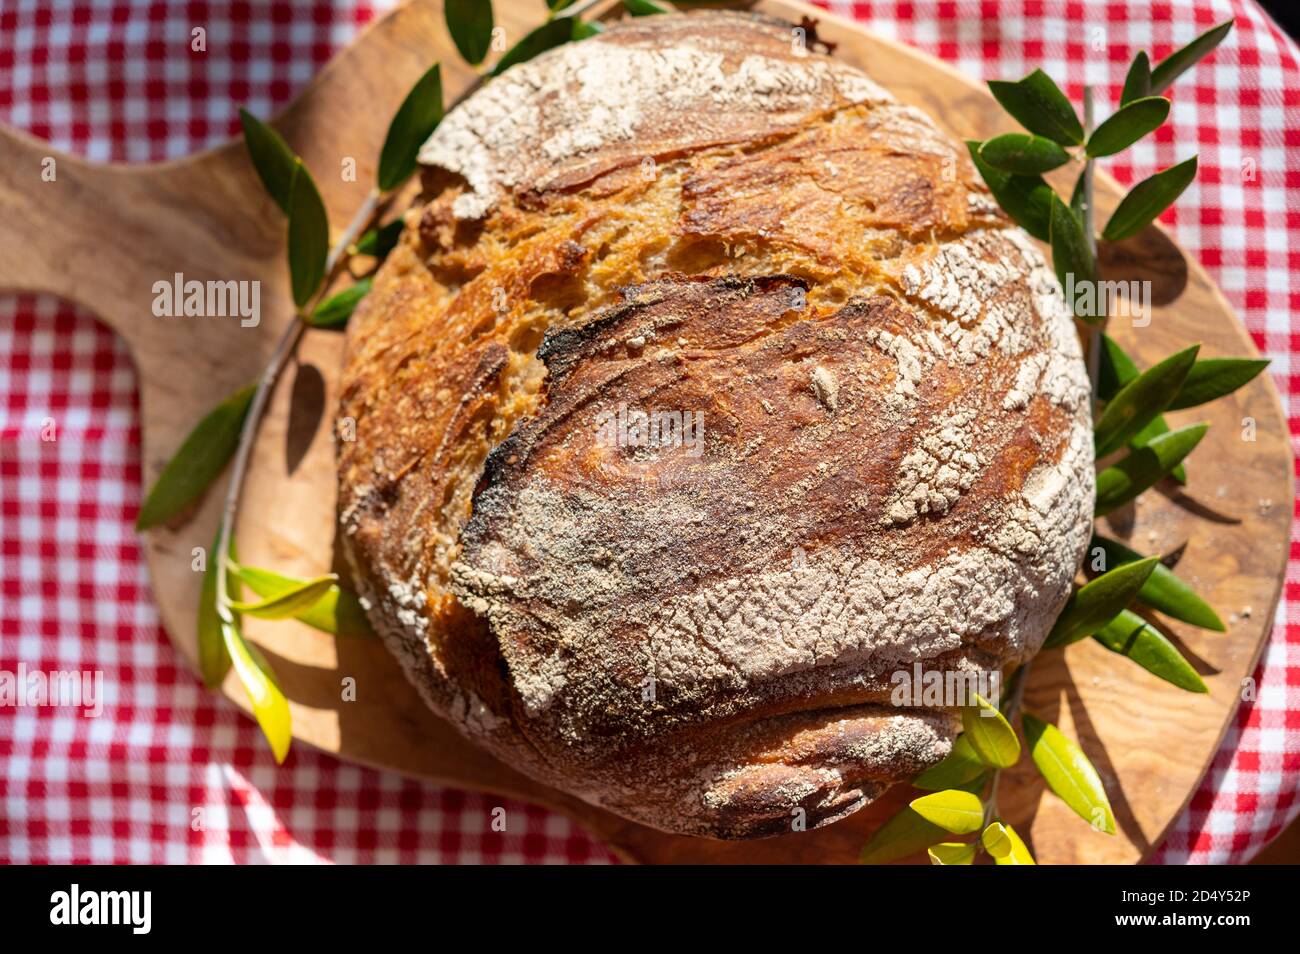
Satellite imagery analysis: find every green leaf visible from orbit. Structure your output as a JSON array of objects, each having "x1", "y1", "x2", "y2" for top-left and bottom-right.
[
  {"x1": 1097, "y1": 335, "x2": 1185, "y2": 482},
  {"x1": 1044, "y1": 556, "x2": 1160, "y2": 649},
  {"x1": 928, "y1": 842, "x2": 977, "y2": 865},
  {"x1": 197, "y1": 527, "x2": 231, "y2": 688},
  {"x1": 238, "y1": 109, "x2": 296, "y2": 214},
  {"x1": 1093, "y1": 609, "x2": 1208, "y2": 693},
  {"x1": 353, "y1": 219, "x2": 404, "y2": 259},
  {"x1": 1150, "y1": 19, "x2": 1234, "y2": 95},
  {"x1": 909, "y1": 790, "x2": 984, "y2": 835},
  {"x1": 623, "y1": 0, "x2": 669, "y2": 14},
  {"x1": 1095, "y1": 423, "x2": 1208, "y2": 516},
  {"x1": 229, "y1": 574, "x2": 337, "y2": 620},
  {"x1": 444, "y1": 0, "x2": 494, "y2": 67},
  {"x1": 860, "y1": 806, "x2": 950, "y2": 864},
  {"x1": 1167, "y1": 357, "x2": 1269, "y2": 410},
  {"x1": 287, "y1": 161, "x2": 329, "y2": 309},
  {"x1": 492, "y1": 16, "x2": 591, "y2": 77},
  {"x1": 1022, "y1": 712, "x2": 1115, "y2": 833},
  {"x1": 377, "y1": 63, "x2": 444, "y2": 192},
  {"x1": 982, "y1": 822, "x2": 1036, "y2": 865},
  {"x1": 306, "y1": 277, "x2": 372, "y2": 330},
  {"x1": 1085, "y1": 96, "x2": 1170, "y2": 157},
  {"x1": 987, "y1": 69, "x2": 1084, "y2": 145},
  {"x1": 136, "y1": 382, "x2": 256, "y2": 529},
  {"x1": 965, "y1": 141, "x2": 1053, "y2": 241},
  {"x1": 233, "y1": 564, "x2": 375, "y2": 638},
  {"x1": 1120, "y1": 51, "x2": 1152, "y2": 106},
  {"x1": 1090, "y1": 534, "x2": 1225, "y2": 631},
  {"x1": 978, "y1": 133, "x2": 1071, "y2": 175},
  {"x1": 1094, "y1": 344, "x2": 1199, "y2": 457},
  {"x1": 1049, "y1": 192, "x2": 1095, "y2": 319},
  {"x1": 912, "y1": 734, "x2": 986, "y2": 791},
  {"x1": 568, "y1": 19, "x2": 603, "y2": 41},
  {"x1": 1069, "y1": 165, "x2": 1088, "y2": 220},
  {"x1": 1102, "y1": 156, "x2": 1198, "y2": 241},
  {"x1": 961, "y1": 694, "x2": 1021, "y2": 768},
  {"x1": 222, "y1": 618, "x2": 291, "y2": 763}
]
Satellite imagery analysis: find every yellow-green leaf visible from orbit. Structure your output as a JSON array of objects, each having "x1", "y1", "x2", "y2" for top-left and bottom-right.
[
  {"x1": 234, "y1": 564, "x2": 374, "y2": 638},
  {"x1": 1022, "y1": 712, "x2": 1115, "y2": 833},
  {"x1": 909, "y1": 790, "x2": 984, "y2": 835},
  {"x1": 377, "y1": 63, "x2": 444, "y2": 192},
  {"x1": 229, "y1": 574, "x2": 337, "y2": 620},
  {"x1": 1094, "y1": 344, "x2": 1198, "y2": 457},
  {"x1": 1085, "y1": 96, "x2": 1169, "y2": 157},
  {"x1": 222, "y1": 618, "x2": 291, "y2": 763},
  {"x1": 287, "y1": 160, "x2": 329, "y2": 309},
  {"x1": 1090, "y1": 534, "x2": 1224, "y2": 631},
  {"x1": 860, "y1": 806, "x2": 950, "y2": 864},
  {"x1": 197, "y1": 527, "x2": 231, "y2": 688},
  {"x1": 1044, "y1": 556, "x2": 1159, "y2": 649},
  {"x1": 961, "y1": 694, "x2": 1021, "y2": 768},
  {"x1": 912, "y1": 734, "x2": 986, "y2": 790},
  {"x1": 982, "y1": 822, "x2": 1036, "y2": 865},
  {"x1": 1095, "y1": 423, "x2": 1208, "y2": 516},
  {"x1": 1094, "y1": 609, "x2": 1208, "y2": 693},
  {"x1": 928, "y1": 842, "x2": 977, "y2": 865},
  {"x1": 136, "y1": 382, "x2": 255, "y2": 530}
]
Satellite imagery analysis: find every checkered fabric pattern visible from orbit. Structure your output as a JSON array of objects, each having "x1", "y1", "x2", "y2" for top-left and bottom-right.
[{"x1": 0, "y1": 0, "x2": 1295, "y2": 865}]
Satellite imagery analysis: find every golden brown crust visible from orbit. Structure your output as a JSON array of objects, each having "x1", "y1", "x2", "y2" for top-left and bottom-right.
[{"x1": 337, "y1": 11, "x2": 1094, "y2": 839}]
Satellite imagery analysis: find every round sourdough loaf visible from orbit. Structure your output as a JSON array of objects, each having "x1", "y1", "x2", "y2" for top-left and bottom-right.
[{"x1": 336, "y1": 10, "x2": 1095, "y2": 838}]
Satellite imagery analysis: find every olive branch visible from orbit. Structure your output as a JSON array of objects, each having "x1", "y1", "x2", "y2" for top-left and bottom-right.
[{"x1": 862, "y1": 18, "x2": 1272, "y2": 866}]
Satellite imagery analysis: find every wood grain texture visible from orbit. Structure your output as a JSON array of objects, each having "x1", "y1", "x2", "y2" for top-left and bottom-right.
[{"x1": 0, "y1": 0, "x2": 1290, "y2": 864}]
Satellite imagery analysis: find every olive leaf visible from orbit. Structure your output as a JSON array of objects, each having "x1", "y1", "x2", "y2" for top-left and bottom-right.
[
  {"x1": 238, "y1": 108, "x2": 296, "y2": 214},
  {"x1": 135, "y1": 382, "x2": 256, "y2": 529},
  {"x1": 1021, "y1": 712, "x2": 1116, "y2": 833},
  {"x1": 982, "y1": 822, "x2": 1036, "y2": 865},
  {"x1": 229, "y1": 574, "x2": 337, "y2": 620},
  {"x1": 548, "y1": 0, "x2": 577, "y2": 10},
  {"x1": 965, "y1": 141, "x2": 1053, "y2": 241},
  {"x1": 1098, "y1": 334, "x2": 1185, "y2": 483},
  {"x1": 1102, "y1": 156, "x2": 1198, "y2": 241},
  {"x1": 307, "y1": 277, "x2": 373, "y2": 330},
  {"x1": 987, "y1": 69, "x2": 1084, "y2": 145},
  {"x1": 197, "y1": 527, "x2": 232, "y2": 688},
  {"x1": 909, "y1": 790, "x2": 985, "y2": 835},
  {"x1": 1093, "y1": 609, "x2": 1208, "y2": 693},
  {"x1": 1069, "y1": 165, "x2": 1088, "y2": 220},
  {"x1": 1090, "y1": 534, "x2": 1224, "y2": 631},
  {"x1": 1094, "y1": 344, "x2": 1199, "y2": 457},
  {"x1": 1120, "y1": 51, "x2": 1152, "y2": 106},
  {"x1": 1085, "y1": 96, "x2": 1169, "y2": 157},
  {"x1": 353, "y1": 219, "x2": 404, "y2": 259},
  {"x1": 1149, "y1": 19, "x2": 1234, "y2": 95},
  {"x1": 569, "y1": 19, "x2": 604, "y2": 41},
  {"x1": 912, "y1": 734, "x2": 986, "y2": 790},
  {"x1": 377, "y1": 63, "x2": 444, "y2": 193},
  {"x1": 623, "y1": 0, "x2": 669, "y2": 13},
  {"x1": 962, "y1": 694, "x2": 1021, "y2": 768},
  {"x1": 1095, "y1": 423, "x2": 1208, "y2": 516},
  {"x1": 223, "y1": 617, "x2": 291, "y2": 763},
  {"x1": 492, "y1": 16, "x2": 592, "y2": 77},
  {"x1": 928, "y1": 842, "x2": 977, "y2": 865},
  {"x1": 1043, "y1": 556, "x2": 1160, "y2": 649},
  {"x1": 233, "y1": 564, "x2": 375, "y2": 638},
  {"x1": 978, "y1": 133, "x2": 1071, "y2": 175},
  {"x1": 1049, "y1": 192, "x2": 1094, "y2": 318},
  {"x1": 444, "y1": 0, "x2": 494, "y2": 67},
  {"x1": 287, "y1": 160, "x2": 329, "y2": 309},
  {"x1": 1167, "y1": 357, "x2": 1269, "y2": 410},
  {"x1": 860, "y1": 806, "x2": 951, "y2": 864}
]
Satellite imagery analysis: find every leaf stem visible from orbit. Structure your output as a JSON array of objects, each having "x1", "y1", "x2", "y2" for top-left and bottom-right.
[{"x1": 981, "y1": 660, "x2": 1032, "y2": 832}]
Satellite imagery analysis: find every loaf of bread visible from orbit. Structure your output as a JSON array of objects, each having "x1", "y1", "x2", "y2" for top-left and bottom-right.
[{"x1": 337, "y1": 10, "x2": 1095, "y2": 838}]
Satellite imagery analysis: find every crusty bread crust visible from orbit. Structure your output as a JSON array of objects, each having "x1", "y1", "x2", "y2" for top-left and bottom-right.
[{"x1": 337, "y1": 11, "x2": 1094, "y2": 838}]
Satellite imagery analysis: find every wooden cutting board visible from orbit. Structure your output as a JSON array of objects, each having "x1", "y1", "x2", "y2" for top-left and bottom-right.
[{"x1": 0, "y1": 0, "x2": 1292, "y2": 864}]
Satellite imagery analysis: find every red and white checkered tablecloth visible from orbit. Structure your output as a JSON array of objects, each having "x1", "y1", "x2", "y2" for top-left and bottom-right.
[{"x1": 0, "y1": 0, "x2": 1296, "y2": 865}]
